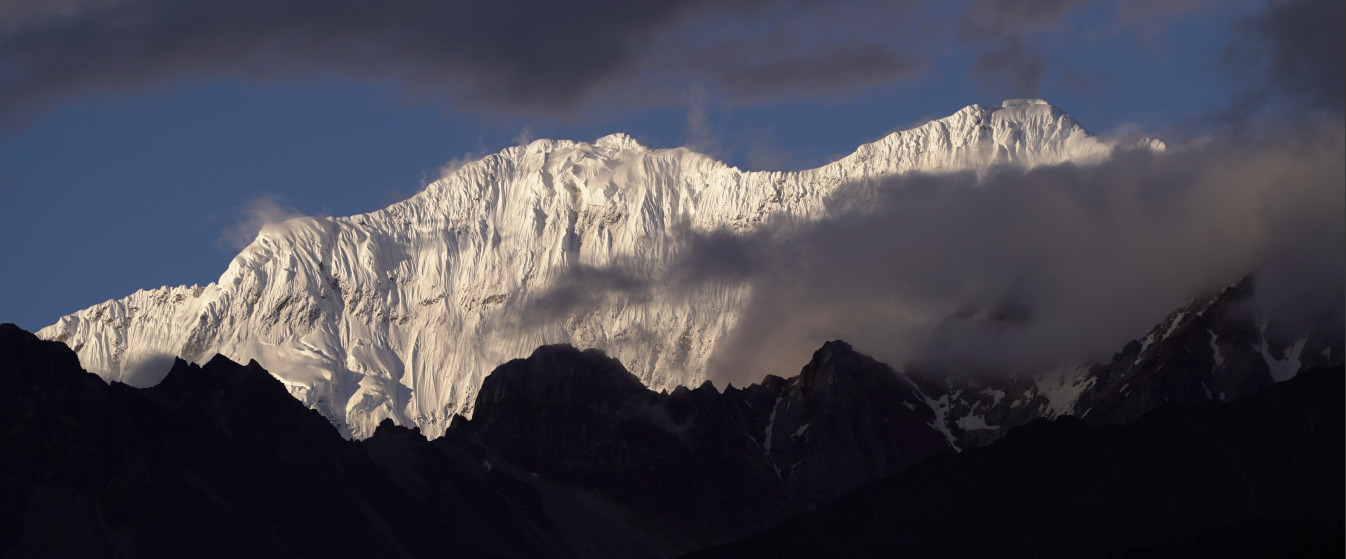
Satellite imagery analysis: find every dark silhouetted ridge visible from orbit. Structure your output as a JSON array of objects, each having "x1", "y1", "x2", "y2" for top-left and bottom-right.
[
  {"x1": 3, "y1": 321, "x2": 1338, "y2": 558},
  {"x1": 0, "y1": 325, "x2": 949, "y2": 558},
  {"x1": 687, "y1": 364, "x2": 1345, "y2": 559}
]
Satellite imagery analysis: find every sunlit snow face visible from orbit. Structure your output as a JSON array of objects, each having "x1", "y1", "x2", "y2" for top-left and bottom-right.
[{"x1": 32, "y1": 97, "x2": 1345, "y2": 440}]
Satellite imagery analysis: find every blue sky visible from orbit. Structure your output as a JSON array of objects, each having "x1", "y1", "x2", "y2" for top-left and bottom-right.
[{"x1": 0, "y1": 0, "x2": 1339, "y2": 331}]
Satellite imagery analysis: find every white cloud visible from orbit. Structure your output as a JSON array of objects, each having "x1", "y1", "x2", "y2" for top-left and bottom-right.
[{"x1": 218, "y1": 193, "x2": 306, "y2": 251}]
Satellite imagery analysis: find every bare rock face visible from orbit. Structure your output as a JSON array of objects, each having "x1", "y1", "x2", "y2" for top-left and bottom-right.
[
  {"x1": 749, "y1": 341, "x2": 949, "y2": 508},
  {"x1": 456, "y1": 340, "x2": 954, "y2": 536}
]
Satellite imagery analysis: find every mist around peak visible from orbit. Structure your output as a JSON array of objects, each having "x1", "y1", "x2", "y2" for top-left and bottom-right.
[{"x1": 529, "y1": 118, "x2": 1346, "y2": 386}]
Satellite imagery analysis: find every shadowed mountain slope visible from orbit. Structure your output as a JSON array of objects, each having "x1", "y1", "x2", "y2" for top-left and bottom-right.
[
  {"x1": 0, "y1": 325, "x2": 950, "y2": 558},
  {"x1": 688, "y1": 363, "x2": 1345, "y2": 558}
]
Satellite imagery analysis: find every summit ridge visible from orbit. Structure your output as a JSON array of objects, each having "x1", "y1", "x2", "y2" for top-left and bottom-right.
[{"x1": 41, "y1": 100, "x2": 1152, "y2": 438}]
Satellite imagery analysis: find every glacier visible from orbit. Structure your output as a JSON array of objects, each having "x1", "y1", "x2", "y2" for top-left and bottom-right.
[{"x1": 39, "y1": 100, "x2": 1158, "y2": 438}]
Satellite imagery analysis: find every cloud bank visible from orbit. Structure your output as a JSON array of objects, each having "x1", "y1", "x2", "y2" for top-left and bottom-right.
[
  {"x1": 709, "y1": 123, "x2": 1343, "y2": 384},
  {"x1": 526, "y1": 119, "x2": 1343, "y2": 385},
  {"x1": 0, "y1": 0, "x2": 917, "y2": 125},
  {"x1": 5, "y1": 0, "x2": 1330, "y2": 126},
  {"x1": 1235, "y1": 0, "x2": 1346, "y2": 115}
]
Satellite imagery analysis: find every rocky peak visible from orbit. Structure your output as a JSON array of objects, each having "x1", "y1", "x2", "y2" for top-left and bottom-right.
[
  {"x1": 764, "y1": 340, "x2": 951, "y2": 506},
  {"x1": 592, "y1": 132, "x2": 646, "y2": 152},
  {"x1": 471, "y1": 345, "x2": 649, "y2": 422}
]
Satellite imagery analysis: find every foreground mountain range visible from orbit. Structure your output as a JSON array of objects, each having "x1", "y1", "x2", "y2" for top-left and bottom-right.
[
  {"x1": 38, "y1": 99, "x2": 1163, "y2": 438},
  {"x1": 691, "y1": 363, "x2": 1344, "y2": 559},
  {"x1": 2, "y1": 318, "x2": 1340, "y2": 558},
  {"x1": 2, "y1": 322, "x2": 950, "y2": 558}
]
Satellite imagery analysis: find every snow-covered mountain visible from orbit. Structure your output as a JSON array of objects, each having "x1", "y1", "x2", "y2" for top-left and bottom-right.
[
  {"x1": 39, "y1": 99, "x2": 1159, "y2": 438},
  {"x1": 913, "y1": 279, "x2": 1343, "y2": 450}
]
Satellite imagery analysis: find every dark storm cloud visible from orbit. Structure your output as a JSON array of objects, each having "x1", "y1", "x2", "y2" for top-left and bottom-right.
[
  {"x1": 0, "y1": 0, "x2": 709, "y2": 122},
  {"x1": 0, "y1": 0, "x2": 113, "y2": 27},
  {"x1": 957, "y1": 0, "x2": 1087, "y2": 97},
  {"x1": 972, "y1": 34, "x2": 1044, "y2": 97},
  {"x1": 644, "y1": 123, "x2": 1343, "y2": 385},
  {"x1": 0, "y1": 0, "x2": 932, "y2": 126},
  {"x1": 1116, "y1": 0, "x2": 1219, "y2": 24},
  {"x1": 2, "y1": 0, "x2": 1310, "y2": 127},
  {"x1": 959, "y1": 0, "x2": 1086, "y2": 35},
  {"x1": 1242, "y1": 0, "x2": 1345, "y2": 113},
  {"x1": 648, "y1": 0, "x2": 919, "y2": 100},
  {"x1": 681, "y1": 44, "x2": 919, "y2": 100},
  {"x1": 1214, "y1": 0, "x2": 1344, "y2": 124}
]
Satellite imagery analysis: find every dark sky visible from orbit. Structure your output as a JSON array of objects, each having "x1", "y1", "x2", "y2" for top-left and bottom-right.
[{"x1": 0, "y1": 0, "x2": 1341, "y2": 336}]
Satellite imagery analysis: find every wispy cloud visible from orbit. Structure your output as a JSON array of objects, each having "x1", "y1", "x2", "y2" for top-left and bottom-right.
[
  {"x1": 683, "y1": 83, "x2": 719, "y2": 156},
  {"x1": 512, "y1": 127, "x2": 537, "y2": 147},
  {"x1": 518, "y1": 265, "x2": 654, "y2": 325},
  {"x1": 217, "y1": 192, "x2": 307, "y2": 251}
]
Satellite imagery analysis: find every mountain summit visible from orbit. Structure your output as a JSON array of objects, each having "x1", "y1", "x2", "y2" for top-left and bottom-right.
[{"x1": 40, "y1": 100, "x2": 1157, "y2": 438}]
